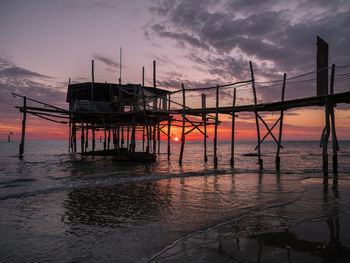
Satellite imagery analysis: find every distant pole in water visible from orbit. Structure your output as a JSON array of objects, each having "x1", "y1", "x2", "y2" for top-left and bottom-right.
[{"x1": 8, "y1": 134, "x2": 10, "y2": 142}]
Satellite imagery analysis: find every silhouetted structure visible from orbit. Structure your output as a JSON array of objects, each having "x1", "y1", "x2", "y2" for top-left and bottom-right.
[{"x1": 12, "y1": 37, "x2": 350, "y2": 183}]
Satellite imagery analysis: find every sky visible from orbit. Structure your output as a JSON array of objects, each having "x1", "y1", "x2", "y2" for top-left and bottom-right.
[{"x1": 1, "y1": 0, "x2": 350, "y2": 141}]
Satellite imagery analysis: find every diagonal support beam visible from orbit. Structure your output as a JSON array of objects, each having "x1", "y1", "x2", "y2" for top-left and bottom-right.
[
  {"x1": 255, "y1": 116, "x2": 283, "y2": 150},
  {"x1": 255, "y1": 114, "x2": 283, "y2": 149}
]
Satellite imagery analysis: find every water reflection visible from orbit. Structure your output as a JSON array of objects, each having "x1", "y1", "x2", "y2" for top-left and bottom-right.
[{"x1": 62, "y1": 182, "x2": 172, "y2": 228}]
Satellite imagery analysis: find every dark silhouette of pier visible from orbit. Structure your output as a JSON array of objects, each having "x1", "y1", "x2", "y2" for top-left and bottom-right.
[{"x1": 12, "y1": 37, "x2": 350, "y2": 184}]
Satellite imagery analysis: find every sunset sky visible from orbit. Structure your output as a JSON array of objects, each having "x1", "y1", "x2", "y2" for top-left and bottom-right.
[{"x1": 1, "y1": 0, "x2": 350, "y2": 141}]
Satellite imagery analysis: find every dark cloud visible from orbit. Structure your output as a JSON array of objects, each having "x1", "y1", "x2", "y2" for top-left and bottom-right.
[
  {"x1": 147, "y1": 0, "x2": 350, "y2": 79},
  {"x1": 93, "y1": 54, "x2": 120, "y2": 68},
  {"x1": 0, "y1": 57, "x2": 67, "y2": 114}
]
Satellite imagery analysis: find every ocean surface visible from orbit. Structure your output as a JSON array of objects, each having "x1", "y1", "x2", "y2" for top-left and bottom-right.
[{"x1": 0, "y1": 139, "x2": 350, "y2": 262}]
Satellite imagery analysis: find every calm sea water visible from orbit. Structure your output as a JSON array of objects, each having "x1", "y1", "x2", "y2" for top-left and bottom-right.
[{"x1": 0, "y1": 140, "x2": 350, "y2": 262}]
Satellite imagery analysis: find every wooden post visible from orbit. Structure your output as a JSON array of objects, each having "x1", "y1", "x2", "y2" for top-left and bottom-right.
[
  {"x1": 127, "y1": 125, "x2": 130, "y2": 151},
  {"x1": 201, "y1": 94, "x2": 208, "y2": 162},
  {"x1": 167, "y1": 117, "x2": 171, "y2": 160},
  {"x1": 230, "y1": 88, "x2": 236, "y2": 167},
  {"x1": 330, "y1": 64, "x2": 339, "y2": 183},
  {"x1": 142, "y1": 125, "x2": 145, "y2": 152},
  {"x1": 92, "y1": 124, "x2": 95, "y2": 153},
  {"x1": 68, "y1": 120, "x2": 71, "y2": 153},
  {"x1": 321, "y1": 84, "x2": 331, "y2": 184},
  {"x1": 131, "y1": 116, "x2": 136, "y2": 152},
  {"x1": 276, "y1": 73, "x2": 286, "y2": 169},
  {"x1": 153, "y1": 60, "x2": 156, "y2": 89},
  {"x1": 214, "y1": 85, "x2": 219, "y2": 168},
  {"x1": 85, "y1": 125, "x2": 89, "y2": 151},
  {"x1": 104, "y1": 123, "x2": 107, "y2": 151},
  {"x1": 146, "y1": 124, "x2": 150, "y2": 153},
  {"x1": 19, "y1": 96, "x2": 27, "y2": 158},
  {"x1": 142, "y1": 66, "x2": 145, "y2": 87},
  {"x1": 179, "y1": 83, "x2": 186, "y2": 165},
  {"x1": 168, "y1": 94, "x2": 171, "y2": 110},
  {"x1": 108, "y1": 127, "x2": 111, "y2": 151},
  {"x1": 157, "y1": 122, "x2": 160, "y2": 154},
  {"x1": 153, "y1": 124, "x2": 156, "y2": 154},
  {"x1": 81, "y1": 123, "x2": 85, "y2": 153},
  {"x1": 121, "y1": 125, "x2": 124, "y2": 148},
  {"x1": 73, "y1": 123, "x2": 77, "y2": 153},
  {"x1": 250, "y1": 61, "x2": 263, "y2": 170},
  {"x1": 91, "y1": 60, "x2": 94, "y2": 102}
]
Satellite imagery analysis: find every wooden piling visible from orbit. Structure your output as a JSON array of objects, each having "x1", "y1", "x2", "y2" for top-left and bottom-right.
[
  {"x1": 73, "y1": 123, "x2": 77, "y2": 153},
  {"x1": 92, "y1": 124, "x2": 95, "y2": 153},
  {"x1": 81, "y1": 123, "x2": 85, "y2": 153},
  {"x1": 104, "y1": 123, "x2": 107, "y2": 151},
  {"x1": 153, "y1": 124, "x2": 156, "y2": 154},
  {"x1": 214, "y1": 85, "x2": 219, "y2": 168},
  {"x1": 230, "y1": 88, "x2": 236, "y2": 167},
  {"x1": 329, "y1": 64, "x2": 339, "y2": 182},
  {"x1": 121, "y1": 125, "x2": 124, "y2": 148},
  {"x1": 142, "y1": 125, "x2": 145, "y2": 152},
  {"x1": 201, "y1": 94, "x2": 208, "y2": 162},
  {"x1": 157, "y1": 123, "x2": 160, "y2": 154},
  {"x1": 276, "y1": 73, "x2": 286, "y2": 170},
  {"x1": 167, "y1": 117, "x2": 171, "y2": 160},
  {"x1": 131, "y1": 116, "x2": 136, "y2": 152},
  {"x1": 250, "y1": 61, "x2": 263, "y2": 170},
  {"x1": 85, "y1": 125, "x2": 89, "y2": 151},
  {"x1": 19, "y1": 96, "x2": 27, "y2": 158},
  {"x1": 179, "y1": 83, "x2": 186, "y2": 165},
  {"x1": 108, "y1": 128, "x2": 111, "y2": 151},
  {"x1": 127, "y1": 125, "x2": 130, "y2": 150}
]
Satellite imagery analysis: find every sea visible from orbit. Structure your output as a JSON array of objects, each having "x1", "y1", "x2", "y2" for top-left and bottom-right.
[{"x1": 0, "y1": 139, "x2": 350, "y2": 263}]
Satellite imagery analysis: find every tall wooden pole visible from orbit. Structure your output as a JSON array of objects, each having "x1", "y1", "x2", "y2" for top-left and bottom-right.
[
  {"x1": 131, "y1": 116, "x2": 136, "y2": 152},
  {"x1": 230, "y1": 88, "x2": 236, "y2": 167},
  {"x1": 276, "y1": 73, "x2": 286, "y2": 170},
  {"x1": 179, "y1": 83, "x2": 186, "y2": 165},
  {"x1": 19, "y1": 96, "x2": 27, "y2": 158},
  {"x1": 153, "y1": 60, "x2": 156, "y2": 89},
  {"x1": 201, "y1": 94, "x2": 208, "y2": 162},
  {"x1": 91, "y1": 60, "x2": 94, "y2": 102},
  {"x1": 167, "y1": 117, "x2": 171, "y2": 160},
  {"x1": 142, "y1": 125, "x2": 145, "y2": 152},
  {"x1": 214, "y1": 85, "x2": 219, "y2": 168},
  {"x1": 104, "y1": 123, "x2": 107, "y2": 151},
  {"x1": 330, "y1": 64, "x2": 339, "y2": 183},
  {"x1": 250, "y1": 61, "x2": 263, "y2": 170}
]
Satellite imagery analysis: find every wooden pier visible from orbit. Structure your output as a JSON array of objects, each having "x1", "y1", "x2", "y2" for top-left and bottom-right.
[{"x1": 12, "y1": 37, "x2": 350, "y2": 184}]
